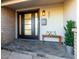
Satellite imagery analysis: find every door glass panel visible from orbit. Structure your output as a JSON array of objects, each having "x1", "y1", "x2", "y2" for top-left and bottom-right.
[
  {"x1": 19, "y1": 15, "x2": 21, "y2": 35},
  {"x1": 35, "y1": 13, "x2": 38, "y2": 36},
  {"x1": 24, "y1": 25, "x2": 31, "y2": 29},
  {"x1": 24, "y1": 14, "x2": 31, "y2": 20},
  {"x1": 24, "y1": 20, "x2": 31, "y2": 25},
  {"x1": 24, "y1": 14, "x2": 32, "y2": 35},
  {"x1": 25, "y1": 29, "x2": 31, "y2": 35}
]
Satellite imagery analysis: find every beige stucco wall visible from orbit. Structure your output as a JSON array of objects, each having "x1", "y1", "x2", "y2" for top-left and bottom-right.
[{"x1": 1, "y1": 7, "x2": 15, "y2": 45}]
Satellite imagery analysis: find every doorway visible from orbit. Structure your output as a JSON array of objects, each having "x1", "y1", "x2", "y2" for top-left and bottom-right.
[{"x1": 17, "y1": 9, "x2": 40, "y2": 39}]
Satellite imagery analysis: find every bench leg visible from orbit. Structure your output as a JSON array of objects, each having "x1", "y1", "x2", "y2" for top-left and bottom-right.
[{"x1": 59, "y1": 37, "x2": 62, "y2": 47}]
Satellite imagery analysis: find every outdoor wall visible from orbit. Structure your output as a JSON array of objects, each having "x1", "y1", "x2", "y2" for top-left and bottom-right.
[
  {"x1": 64, "y1": 0, "x2": 76, "y2": 25},
  {"x1": 1, "y1": 7, "x2": 15, "y2": 45},
  {"x1": 40, "y1": 3, "x2": 64, "y2": 41}
]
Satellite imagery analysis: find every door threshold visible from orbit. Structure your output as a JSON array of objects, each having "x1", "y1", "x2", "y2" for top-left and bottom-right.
[{"x1": 17, "y1": 38, "x2": 40, "y2": 41}]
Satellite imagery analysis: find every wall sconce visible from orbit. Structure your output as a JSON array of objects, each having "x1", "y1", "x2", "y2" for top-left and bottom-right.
[{"x1": 42, "y1": 10, "x2": 45, "y2": 16}]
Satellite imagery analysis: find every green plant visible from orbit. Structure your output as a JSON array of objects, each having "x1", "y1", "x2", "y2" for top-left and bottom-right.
[{"x1": 64, "y1": 20, "x2": 75, "y2": 47}]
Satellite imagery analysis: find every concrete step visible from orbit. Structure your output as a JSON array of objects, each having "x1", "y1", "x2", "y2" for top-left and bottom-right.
[{"x1": 1, "y1": 50, "x2": 71, "y2": 59}]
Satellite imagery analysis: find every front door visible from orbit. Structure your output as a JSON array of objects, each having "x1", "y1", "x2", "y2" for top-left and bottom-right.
[{"x1": 17, "y1": 10, "x2": 40, "y2": 39}]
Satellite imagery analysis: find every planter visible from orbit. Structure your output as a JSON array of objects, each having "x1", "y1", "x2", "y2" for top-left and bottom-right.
[{"x1": 66, "y1": 45, "x2": 74, "y2": 57}]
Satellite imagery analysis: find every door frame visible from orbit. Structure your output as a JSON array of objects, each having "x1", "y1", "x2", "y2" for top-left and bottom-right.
[{"x1": 17, "y1": 9, "x2": 40, "y2": 40}]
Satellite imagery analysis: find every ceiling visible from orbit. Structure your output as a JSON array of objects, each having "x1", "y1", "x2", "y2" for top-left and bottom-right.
[
  {"x1": 1, "y1": 0, "x2": 9, "y2": 2},
  {"x1": 1, "y1": 0, "x2": 25, "y2": 3},
  {"x1": 1, "y1": 0, "x2": 64, "y2": 10}
]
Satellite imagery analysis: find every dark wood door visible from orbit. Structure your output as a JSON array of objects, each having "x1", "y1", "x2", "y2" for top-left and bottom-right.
[{"x1": 17, "y1": 10, "x2": 39, "y2": 39}]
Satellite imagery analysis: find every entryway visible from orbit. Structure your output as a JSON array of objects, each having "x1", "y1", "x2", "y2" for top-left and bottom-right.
[{"x1": 17, "y1": 9, "x2": 40, "y2": 39}]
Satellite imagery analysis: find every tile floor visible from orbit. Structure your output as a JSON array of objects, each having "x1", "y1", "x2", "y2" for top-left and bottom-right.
[{"x1": 1, "y1": 39, "x2": 74, "y2": 59}]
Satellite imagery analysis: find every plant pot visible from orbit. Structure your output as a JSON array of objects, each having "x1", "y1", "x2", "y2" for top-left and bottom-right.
[{"x1": 66, "y1": 45, "x2": 74, "y2": 57}]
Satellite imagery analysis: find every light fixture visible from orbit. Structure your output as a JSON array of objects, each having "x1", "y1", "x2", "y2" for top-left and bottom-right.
[{"x1": 42, "y1": 10, "x2": 45, "y2": 16}]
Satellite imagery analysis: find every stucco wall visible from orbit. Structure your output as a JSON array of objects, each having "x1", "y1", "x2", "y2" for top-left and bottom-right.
[{"x1": 1, "y1": 7, "x2": 15, "y2": 45}]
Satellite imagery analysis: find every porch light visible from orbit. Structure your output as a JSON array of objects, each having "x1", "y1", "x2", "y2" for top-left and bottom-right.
[{"x1": 42, "y1": 10, "x2": 46, "y2": 16}]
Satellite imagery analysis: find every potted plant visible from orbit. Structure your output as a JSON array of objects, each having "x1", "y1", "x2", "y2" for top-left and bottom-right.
[{"x1": 64, "y1": 20, "x2": 75, "y2": 56}]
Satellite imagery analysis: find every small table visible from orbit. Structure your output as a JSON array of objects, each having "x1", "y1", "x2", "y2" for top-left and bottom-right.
[{"x1": 42, "y1": 35, "x2": 62, "y2": 46}]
